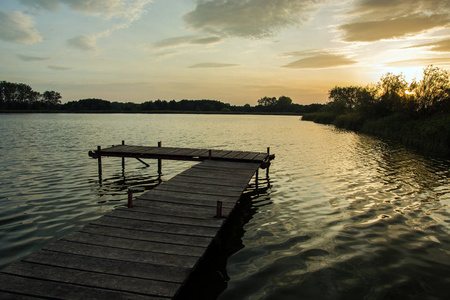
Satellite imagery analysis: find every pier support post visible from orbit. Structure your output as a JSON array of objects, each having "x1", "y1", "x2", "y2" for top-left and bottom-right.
[
  {"x1": 216, "y1": 201, "x2": 223, "y2": 218},
  {"x1": 128, "y1": 188, "x2": 133, "y2": 208},
  {"x1": 209, "y1": 150, "x2": 212, "y2": 160},
  {"x1": 255, "y1": 168, "x2": 259, "y2": 194},
  {"x1": 122, "y1": 140, "x2": 125, "y2": 172},
  {"x1": 97, "y1": 146, "x2": 102, "y2": 180},
  {"x1": 266, "y1": 147, "x2": 270, "y2": 178},
  {"x1": 158, "y1": 141, "x2": 162, "y2": 178}
]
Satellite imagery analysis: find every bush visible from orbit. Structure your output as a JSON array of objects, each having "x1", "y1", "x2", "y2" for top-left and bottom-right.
[
  {"x1": 333, "y1": 113, "x2": 365, "y2": 131},
  {"x1": 301, "y1": 112, "x2": 337, "y2": 124}
]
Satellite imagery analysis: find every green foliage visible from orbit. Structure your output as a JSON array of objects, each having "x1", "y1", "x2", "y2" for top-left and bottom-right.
[
  {"x1": 0, "y1": 80, "x2": 61, "y2": 110},
  {"x1": 410, "y1": 65, "x2": 450, "y2": 116},
  {"x1": 301, "y1": 111, "x2": 338, "y2": 124},
  {"x1": 333, "y1": 113, "x2": 365, "y2": 131},
  {"x1": 303, "y1": 65, "x2": 450, "y2": 156}
]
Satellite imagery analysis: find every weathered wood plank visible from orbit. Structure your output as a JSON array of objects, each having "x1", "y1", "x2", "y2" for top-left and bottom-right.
[
  {"x1": 136, "y1": 190, "x2": 237, "y2": 207},
  {"x1": 24, "y1": 250, "x2": 190, "y2": 283},
  {"x1": 116, "y1": 203, "x2": 232, "y2": 220},
  {"x1": 91, "y1": 216, "x2": 219, "y2": 237},
  {"x1": 0, "y1": 291, "x2": 42, "y2": 299},
  {"x1": 44, "y1": 240, "x2": 199, "y2": 269},
  {"x1": 0, "y1": 273, "x2": 159, "y2": 300},
  {"x1": 2, "y1": 262, "x2": 179, "y2": 298},
  {"x1": 154, "y1": 181, "x2": 246, "y2": 197},
  {"x1": 80, "y1": 224, "x2": 212, "y2": 248},
  {"x1": 168, "y1": 176, "x2": 251, "y2": 189},
  {"x1": 105, "y1": 209, "x2": 223, "y2": 228},
  {"x1": 62, "y1": 231, "x2": 207, "y2": 257}
]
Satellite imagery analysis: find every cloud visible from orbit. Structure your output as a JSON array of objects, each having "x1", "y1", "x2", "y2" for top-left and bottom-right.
[
  {"x1": 386, "y1": 57, "x2": 450, "y2": 67},
  {"x1": 20, "y1": 0, "x2": 60, "y2": 12},
  {"x1": 67, "y1": 35, "x2": 99, "y2": 52},
  {"x1": 154, "y1": 35, "x2": 223, "y2": 48},
  {"x1": 406, "y1": 38, "x2": 450, "y2": 52},
  {"x1": 64, "y1": 1, "x2": 152, "y2": 53},
  {"x1": 0, "y1": 11, "x2": 42, "y2": 44},
  {"x1": 188, "y1": 62, "x2": 239, "y2": 68},
  {"x1": 352, "y1": 0, "x2": 449, "y2": 17},
  {"x1": 339, "y1": 14, "x2": 450, "y2": 42},
  {"x1": 282, "y1": 52, "x2": 357, "y2": 69},
  {"x1": 48, "y1": 65, "x2": 72, "y2": 71},
  {"x1": 339, "y1": 0, "x2": 450, "y2": 42},
  {"x1": 17, "y1": 54, "x2": 49, "y2": 61},
  {"x1": 20, "y1": 0, "x2": 153, "y2": 19},
  {"x1": 184, "y1": 0, "x2": 323, "y2": 38}
]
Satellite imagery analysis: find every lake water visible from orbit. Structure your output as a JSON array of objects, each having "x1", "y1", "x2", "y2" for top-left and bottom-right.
[{"x1": 0, "y1": 113, "x2": 449, "y2": 299}]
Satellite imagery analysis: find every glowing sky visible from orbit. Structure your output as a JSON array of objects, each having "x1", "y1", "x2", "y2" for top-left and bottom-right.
[{"x1": 1, "y1": 0, "x2": 450, "y2": 105}]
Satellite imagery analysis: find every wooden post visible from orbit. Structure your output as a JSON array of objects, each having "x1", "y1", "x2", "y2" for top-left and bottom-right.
[
  {"x1": 216, "y1": 201, "x2": 222, "y2": 218},
  {"x1": 127, "y1": 188, "x2": 133, "y2": 208},
  {"x1": 158, "y1": 141, "x2": 162, "y2": 176},
  {"x1": 97, "y1": 146, "x2": 102, "y2": 177},
  {"x1": 122, "y1": 140, "x2": 125, "y2": 172},
  {"x1": 255, "y1": 168, "x2": 259, "y2": 193},
  {"x1": 209, "y1": 149, "x2": 212, "y2": 160},
  {"x1": 266, "y1": 147, "x2": 270, "y2": 177}
]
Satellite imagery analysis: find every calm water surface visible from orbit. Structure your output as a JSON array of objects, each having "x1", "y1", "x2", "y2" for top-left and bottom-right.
[{"x1": 0, "y1": 113, "x2": 449, "y2": 299}]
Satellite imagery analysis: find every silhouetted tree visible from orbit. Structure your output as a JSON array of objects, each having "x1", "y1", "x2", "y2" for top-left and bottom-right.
[
  {"x1": 257, "y1": 96, "x2": 277, "y2": 106},
  {"x1": 410, "y1": 65, "x2": 450, "y2": 116},
  {"x1": 42, "y1": 91, "x2": 62, "y2": 106}
]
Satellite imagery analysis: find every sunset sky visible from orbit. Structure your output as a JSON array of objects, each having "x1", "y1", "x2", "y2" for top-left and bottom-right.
[{"x1": 1, "y1": 0, "x2": 450, "y2": 105}]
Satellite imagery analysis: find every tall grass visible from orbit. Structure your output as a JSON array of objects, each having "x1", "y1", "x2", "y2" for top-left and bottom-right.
[{"x1": 302, "y1": 112, "x2": 450, "y2": 157}]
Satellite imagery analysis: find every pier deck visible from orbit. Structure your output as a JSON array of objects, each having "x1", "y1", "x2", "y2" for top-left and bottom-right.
[{"x1": 0, "y1": 145, "x2": 272, "y2": 299}]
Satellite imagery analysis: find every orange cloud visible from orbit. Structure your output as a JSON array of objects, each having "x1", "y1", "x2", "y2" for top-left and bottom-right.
[
  {"x1": 339, "y1": 14, "x2": 450, "y2": 42},
  {"x1": 283, "y1": 53, "x2": 357, "y2": 69}
]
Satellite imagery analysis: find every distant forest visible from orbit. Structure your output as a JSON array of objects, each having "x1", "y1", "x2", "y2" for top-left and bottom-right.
[{"x1": 0, "y1": 81, "x2": 322, "y2": 114}]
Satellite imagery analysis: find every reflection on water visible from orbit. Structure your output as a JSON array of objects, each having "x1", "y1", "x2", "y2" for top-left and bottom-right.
[{"x1": 0, "y1": 114, "x2": 449, "y2": 299}]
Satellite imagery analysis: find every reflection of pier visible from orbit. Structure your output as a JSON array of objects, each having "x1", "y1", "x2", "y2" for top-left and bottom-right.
[{"x1": 0, "y1": 142, "x2": 274, "y2": 299}]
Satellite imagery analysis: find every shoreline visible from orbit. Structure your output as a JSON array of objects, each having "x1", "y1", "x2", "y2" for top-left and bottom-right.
[{"x1": 302, "y1": 112, "x2": 450, "y2": 158}]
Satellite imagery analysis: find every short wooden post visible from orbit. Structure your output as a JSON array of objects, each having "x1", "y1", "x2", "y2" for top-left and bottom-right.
[
  {"x1": 255, "y1": 168, "x2": 259, "y2": 193},
  {"x1": 209, "y1": 150, "x2": 212, "y2": 159},
  {"x1": 158, "y1": 141, "x2": 162, "y2": 176},
  {"x1": 97, "y1": 146, "x2": 102, "y2": 177},
  {"x1": 127, "y1": 188, "x2": 133, "y2": 208},
  {"x1": 266, "y1": 147, "x2": 270, "y2": 177},
  {"x1": 121, "y1": 140, "x2": 125, "y2": 171},
  {"x1": 216, "y1": 201, "x2": 222, "y2": 218}
]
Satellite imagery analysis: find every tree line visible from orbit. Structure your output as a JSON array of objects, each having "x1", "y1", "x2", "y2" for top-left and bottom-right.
[
  {"x1": 320, "y1": 65, "x2": 450, "y2": 119},
  {"x1": 0, "y1": 81, "x2": 61, "y2": 110},
  {"x1": 0, "y1": 80, "x2": 323, "y2": 114}
]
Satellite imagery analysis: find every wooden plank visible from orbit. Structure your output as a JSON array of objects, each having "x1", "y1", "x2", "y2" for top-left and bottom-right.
[
  {"x1": 210, "y1": 150, "x2": 233, "y2": 158},
  {"x1": 24, "y1": 250, "x2": 190, "y2": 283},
  {"x1": 91, "y1": 216, "x2": 219, "y2": 238},
  {"x1": 2, "y1": 262, "x2": 179, "y2": 298},
  {"x1": 0, "y1": 273, "x2": 157, "y2": 300},
  {"x1": 0, "y1": 291, "x2": 41, "y2": 300},
  {"x1": 117, "y1": 203, "x2": 232, "y2": 220},
  {"x1": 154, "y1": 183, "x2": 244, "y2": 197},
  {"x1": 135, "y1": 194, "x2": 236, "y2": 210},
  {"x1": 136, "y1": 190, "x2": 237, "y2": 207},
  {"x1": 44, "y1": 240, "x2": 199, "y2": 269},
  {"x1": 154, "y1": 181, "x2": 244, "y2": 198},
  {"x1": 221, "y1": 151, "x2": 244, "y2": 160},
  {"x1": 106, "y1": 209, "x2": 223, "y2": 228},
  {"x1": 169, "y1": 174, "x2": 252, "y2": 187},
  {"x1": 62, "y1": 231, "x2": 207, "y2": 257},
  {"x1": 80, "y1": 224, "x2": 212, "y2": 248}
]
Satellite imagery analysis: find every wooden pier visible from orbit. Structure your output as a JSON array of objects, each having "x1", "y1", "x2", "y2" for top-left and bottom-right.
[{"x1": 0, "y1": 144, "x2": 273, "y2": 299}]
